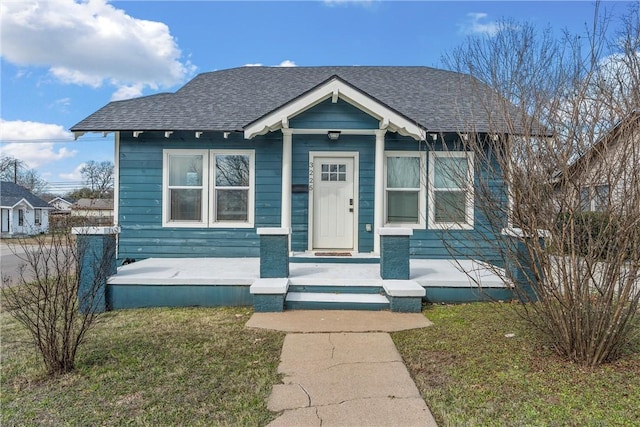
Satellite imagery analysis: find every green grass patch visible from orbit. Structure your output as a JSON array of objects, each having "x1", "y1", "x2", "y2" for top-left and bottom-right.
[
  {"x1": 393, "y1": 303, "x2": 640, "y2": 427},
  {"x1": 1, "y1": 307, "x2": 285, "y2": 426}
]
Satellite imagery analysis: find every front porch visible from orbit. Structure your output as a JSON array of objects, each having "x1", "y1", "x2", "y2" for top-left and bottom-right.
[{"x1": 106, "y1": 257, "x2": 513, "y2": 311}]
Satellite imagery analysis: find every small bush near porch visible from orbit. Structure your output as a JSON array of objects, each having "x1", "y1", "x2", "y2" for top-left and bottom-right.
[
  {"x1": 393, "y1": 303, "x2": 640, "y2": 426},
  {"x1": 1, "y1": 307, "x2": 284, "y2": 426}
]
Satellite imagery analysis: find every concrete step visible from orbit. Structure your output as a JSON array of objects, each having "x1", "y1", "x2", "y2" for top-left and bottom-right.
[
  {"x1": 288, "y1": 284, "x2": 383, "y2": 294},
  {"x1": 285, "y1": 292, "x2": 390, "y2": 311}
]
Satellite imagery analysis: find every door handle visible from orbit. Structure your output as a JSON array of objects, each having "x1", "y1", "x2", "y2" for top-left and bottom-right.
[{"x1": 349, "y1": 198, "x2": 353, "y2": 206}]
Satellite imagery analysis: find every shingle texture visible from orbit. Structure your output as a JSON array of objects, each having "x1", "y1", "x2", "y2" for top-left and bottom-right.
[
  {"x1": 0, "y1": 181, "x2": 49, "y2": 208},
  {"x1": 71, "y1": 66, "x2": 522, "y2": 134}
]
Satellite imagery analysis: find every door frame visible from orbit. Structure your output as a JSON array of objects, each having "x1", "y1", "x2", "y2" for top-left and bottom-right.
[{"x1": 308, "y1": 151, "x2": 359, "y2": 252}]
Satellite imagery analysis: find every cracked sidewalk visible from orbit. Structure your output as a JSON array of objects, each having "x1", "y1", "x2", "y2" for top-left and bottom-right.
[{"x1": 266, "y1": 332, "x2": 438, "y2": 427}]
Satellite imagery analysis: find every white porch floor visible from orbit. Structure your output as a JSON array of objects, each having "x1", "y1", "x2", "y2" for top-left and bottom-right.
[{"x1": 108, "y1": 258, "x2": 508, "y2": 288}]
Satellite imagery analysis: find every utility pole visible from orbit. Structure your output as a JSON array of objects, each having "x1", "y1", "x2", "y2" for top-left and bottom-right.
[{"x1": 14, "y1": 159, "x2": 18, "y2": 183}]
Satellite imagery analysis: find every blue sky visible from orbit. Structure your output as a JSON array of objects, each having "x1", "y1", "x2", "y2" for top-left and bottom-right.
[{"x1": 0, "y1": 0, "x2": 630, "y2": 194}]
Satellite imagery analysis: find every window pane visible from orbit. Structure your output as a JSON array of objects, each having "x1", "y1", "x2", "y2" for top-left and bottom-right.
[
  {"x1": 434, "y1": 191, "x2": 466, "y2": 223},
  {"x1": 169, "y1": 155, "x2": 203, "y2": 186},
  {"x1": 216, "y1": 155, "x2": 249, "y2": 187},
  {"x1": 216, "y1": 189, "x2": 248, "y2": 221},
  {"x1": 387, "y1": 156, "x2": 420, "y2": 188},
  {"x1": 580, "y1": 187, "x2": 591, "y2": 211},
  {"x1": 434, "y1": 157, "x2": 467, "y2": 189},
  {"x1": 593, "y1": 185, "x2": 609, "y2": 212},
  {"x1": 387, "y1": 191, "x2": 419, "y2": 223},
  {"x1": 170, "y1": 189, "x2": 202, "y2": 221}
]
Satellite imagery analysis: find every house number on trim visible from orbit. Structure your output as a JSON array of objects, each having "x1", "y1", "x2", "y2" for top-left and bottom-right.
[{"x1": 308, "y1": 162, "x2": 314, "y2": 191}]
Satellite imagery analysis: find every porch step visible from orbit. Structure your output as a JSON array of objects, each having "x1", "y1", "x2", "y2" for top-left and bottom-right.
[
  {"x1": 288, "y1": 284, "x2": 383, "y2": 294},
  {"x1": 285, "y1": 292, "x2": 390, "y2": 311}
]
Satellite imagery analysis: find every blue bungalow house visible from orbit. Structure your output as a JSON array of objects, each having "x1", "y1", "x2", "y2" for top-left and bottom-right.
[{"x1": 71, "y1": 66, "x2": 518, "y2": 312}]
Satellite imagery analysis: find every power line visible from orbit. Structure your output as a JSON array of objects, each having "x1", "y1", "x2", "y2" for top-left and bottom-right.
[{"x1": 1, "y1": 137, "x2": 113, "y2": 144}]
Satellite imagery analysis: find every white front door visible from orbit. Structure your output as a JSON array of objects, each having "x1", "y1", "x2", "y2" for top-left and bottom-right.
[{"x1": 312, "y1": 156, "x2": 356, "y2": 250}]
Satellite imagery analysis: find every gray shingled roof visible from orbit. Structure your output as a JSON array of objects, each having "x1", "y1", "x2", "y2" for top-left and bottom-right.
[
  {"x1": 71, "y1": 66, "x2": 522, "y2": 134},
  {"x1": 0, "y1": 181, "x2": 50, "y2": 208}
]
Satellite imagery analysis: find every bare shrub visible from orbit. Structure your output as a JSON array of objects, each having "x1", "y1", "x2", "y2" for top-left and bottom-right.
[
  {"x1": 441, "y1": 4, "x2": 640, "y2": 365},
  {"x1": 1, "y1": 218, "x2": 113, "y2": 375}
]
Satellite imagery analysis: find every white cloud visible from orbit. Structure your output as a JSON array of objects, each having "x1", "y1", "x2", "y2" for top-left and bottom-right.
[
  {"x1": 0, "y1": 119, "x2": 77, "y2": 168},
  {"x1": 278, "y1": 60, "x2": 297, "y2": 67},
  {"x1": 459, "y1": 12, "x2": 500, "y2": 36},
  {"x1": 111, "y1": 84, "x2": 144, "y2": 101},
  {"x1": 244, "y1": 60, "x2": 297, "y2": 67},
  {"x1": 0, "y1": 0, "x2": 196, "y2": 99},
  {"x1": 59, "y1": 163, "x2": 85, "y2": 181}
]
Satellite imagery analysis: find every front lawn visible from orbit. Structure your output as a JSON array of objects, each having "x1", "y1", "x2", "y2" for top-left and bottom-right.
[
  {"x1": 393, "y1": 303, "x2": 640, "y2": 426},
  {"x1": 1, "y1": 307, "x2": 285, "y2": 426},
  {"x1": 3, "y1": 302, "x2": 638, "y2": 426}
]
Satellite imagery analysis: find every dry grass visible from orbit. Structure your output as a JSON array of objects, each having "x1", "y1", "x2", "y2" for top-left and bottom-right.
[
  {"x1": 1, "y1": 307, "x2": 285, "y2": 426},
  {"x1": 393, "y1": 302, "x2": 640, "y2": 426}
]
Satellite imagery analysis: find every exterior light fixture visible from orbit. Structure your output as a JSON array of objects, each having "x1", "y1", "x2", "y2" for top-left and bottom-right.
[{"x1": 327, "y1": 131, "x2": 341, "y2": 141}]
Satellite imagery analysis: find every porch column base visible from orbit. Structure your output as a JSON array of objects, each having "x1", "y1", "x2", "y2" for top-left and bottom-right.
[
  {"x1": 383, "y1": 280, "x2": 425, "y2": 313},
  {"x1": 251, "y1": 278, "x2": 289, "y2": 312},
  {"x1": 257, "y1": 228, "x2": 290, "y2": 278},
  {"x1": 72, "y1": 226, "x2": 120, "y2": 313},
  {"x1": 378, "y1": 228, "x2": 413, "y2": 280}
]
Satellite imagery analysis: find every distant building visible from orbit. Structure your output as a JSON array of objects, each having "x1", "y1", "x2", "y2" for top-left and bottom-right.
[
  {"x1": 0, "y1": 181, "x2": 52, "y2": 236},
  {"x1": 71, "y1": 198, "x2": 114, "y2": 225},
  {"x1": 48, "y1": 196, "x2": 74, "y2": 213}
]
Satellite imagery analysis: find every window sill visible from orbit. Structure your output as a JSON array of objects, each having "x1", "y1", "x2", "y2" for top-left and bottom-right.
[
  {"x1": 428, "y1": 222, "x2": 474, "y2": 231},
  {"x1": 383, "y1": 223, "x2": 425, "y2": 230}
]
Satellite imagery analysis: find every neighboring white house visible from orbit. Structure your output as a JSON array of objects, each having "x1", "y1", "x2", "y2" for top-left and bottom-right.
[
  {"x1": 71, "y1": 198, "x2": 114, "y2": 225},
  {"x1": 48, "y1": 196, "x2": 74, "y2": 212},
  {"x1": 0, "y1": 181, "x2": 52, "y2": 236},
  {"x1": 569, "y1": 111, "x2": 640, "y2": 213}
]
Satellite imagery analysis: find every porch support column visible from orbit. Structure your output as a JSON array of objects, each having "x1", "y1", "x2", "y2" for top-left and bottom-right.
[
  {"x1": 71, "y1": 226, "x2": 120, "y2": 313},
  {"x1": 281, "y1": 129, "x2": 293, "y2": 230},
  {"x1": 374, "y1": 129, "x2": 387, "y2": 253}
]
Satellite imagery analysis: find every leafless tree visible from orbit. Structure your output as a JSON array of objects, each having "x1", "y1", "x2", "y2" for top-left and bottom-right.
[
  {"x1": 80, "y1": 160, "x2": 114, "y2": 197},
  {"x1": 0, "y1": 155, "x2": 49, "y2": 195},
  {"x1": 1, "y1": 218, "x2": 113, "y2": 375},
  {"x1": 441, "y1": 3, "x2": 640, "y2": 366}
]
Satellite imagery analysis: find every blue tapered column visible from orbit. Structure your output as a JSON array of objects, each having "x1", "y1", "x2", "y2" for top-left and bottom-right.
[
  {"x1": 257, "y1": 228, "x2": 290, "y2": 278},
  {"x1": 378, "y1": 228, "x2": 413, "y2": 280},
  {"x1": 72, "y1": 226, "x2": 120, "y2": 313}
]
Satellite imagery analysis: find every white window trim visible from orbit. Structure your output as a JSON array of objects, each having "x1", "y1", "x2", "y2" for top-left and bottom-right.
[
  {"x1": 209, "y1": 149, "x2": 255, "y2": 228},
  {"x1": 428, "y1": 151, "x2": 475, "y2": 230},
  {"x1": 162, "y1": 149, "x2": 255, "y2": 228},
  {"x1": 383, "y1": 151, "x2": 426, "y2": 229},
  {"x1": 162, "y1": 149, "x2": 209, "y2": 228}
]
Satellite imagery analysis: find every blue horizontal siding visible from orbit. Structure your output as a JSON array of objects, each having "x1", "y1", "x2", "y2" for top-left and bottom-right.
[
  {"x1": 116, "y1": 126, "x2": 507, "y2": 265},
  {"x1": 117, "y1": 131, "x2": 281, "y2": 260},
  {"x1": 385, "y1": 134, "x2": 507, "y2": 264},
  {"x1": 290, "y1": 98, "x2": 379, "y2": 129}
]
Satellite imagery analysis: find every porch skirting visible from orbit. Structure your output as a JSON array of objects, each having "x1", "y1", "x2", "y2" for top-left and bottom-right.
[{"x1": 102, "y1": 258, "x2": 513, "y2": 311}]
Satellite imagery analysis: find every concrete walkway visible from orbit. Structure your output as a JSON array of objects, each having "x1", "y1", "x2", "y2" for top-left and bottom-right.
[{"x1": 248, "y1": 311, "x2": 438, "y2": 427}]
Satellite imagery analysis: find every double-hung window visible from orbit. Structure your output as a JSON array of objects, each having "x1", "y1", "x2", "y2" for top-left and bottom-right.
[
  {"x1": 166, "y1": 150, "x2": 207, "y2": 225},
  {"x1": 580, "y1": 184, "x2": 609, "y2": 212},
  {"x1": 34, "y1": 209, "x2": 42, "y2": 225},
  {"x1": 428, "y1": 151, "x2": 474, "y2": 229},
  {"x1": 163, "y1": 149, "x2": 254, "y2": 228},
  {"x1": 384, "y1": 151, "x2": 426, "y2": 227}
]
